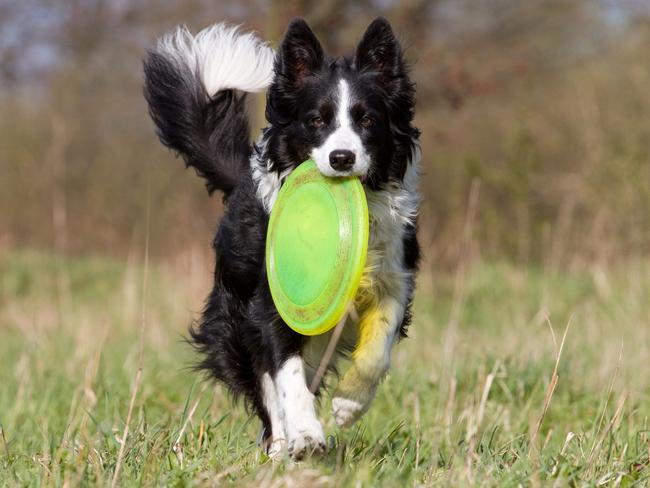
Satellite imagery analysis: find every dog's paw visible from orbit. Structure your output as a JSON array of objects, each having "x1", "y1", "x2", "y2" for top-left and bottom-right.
[
  {"x1": 332, "y1": 396, "x2": 366, "y2": 428},
  {"x1": 288, "y1": 429, "x2": 326, "y2": 461},
  {"x1": 266, "y1": 437, "x2": 286, "y2": 460}
]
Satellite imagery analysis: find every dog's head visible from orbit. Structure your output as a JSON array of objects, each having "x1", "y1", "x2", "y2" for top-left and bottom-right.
[{"x1": 262, "y1": 17, "x2": 419, "y2": 190}]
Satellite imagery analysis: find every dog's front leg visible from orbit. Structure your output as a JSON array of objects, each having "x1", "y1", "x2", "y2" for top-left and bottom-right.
[
  {"x1": 332, "y1": 294, "x2": 405, "y2": 427},
  {"x1": 275, "y1": 355, "x2": 326, "y2": 459}
]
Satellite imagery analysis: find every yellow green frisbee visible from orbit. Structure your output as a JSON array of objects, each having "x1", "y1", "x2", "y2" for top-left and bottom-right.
[{"x1": 266, "y1": 160, "x2": 369, "y2": 336}]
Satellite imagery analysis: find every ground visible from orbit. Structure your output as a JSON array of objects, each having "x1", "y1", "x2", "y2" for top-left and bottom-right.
[{"x1": 1, "y1": 250, "x2": 649, "y2": 486}]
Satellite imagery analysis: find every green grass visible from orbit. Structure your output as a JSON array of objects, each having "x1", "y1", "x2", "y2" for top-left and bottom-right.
[{"x1": 1, "y1": 250, "x2": 649, "y2": 486}]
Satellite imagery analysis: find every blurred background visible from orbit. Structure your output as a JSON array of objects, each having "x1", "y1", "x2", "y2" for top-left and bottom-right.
[
  {"x1": 2, "y1": 2, "x2": 650, "y2": 483},
  {"x1": 1, "y1": 0, "x2": 649, "y2": 269}
]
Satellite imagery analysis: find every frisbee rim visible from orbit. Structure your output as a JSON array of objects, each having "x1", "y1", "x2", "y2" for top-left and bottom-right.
[{"x1": 265, "y1": 160, "x2": 368, "y2": 336}]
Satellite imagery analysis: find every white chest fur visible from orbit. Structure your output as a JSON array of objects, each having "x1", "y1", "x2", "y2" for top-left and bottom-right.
[{"x1": 355, "y1": 160, "x2": 420, "y2": 310}]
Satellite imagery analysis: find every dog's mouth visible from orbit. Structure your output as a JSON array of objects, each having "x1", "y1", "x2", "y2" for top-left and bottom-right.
[
  {"x1": 322, "y1": 169, "x2": 369, "y2": 184},
  {"x1": 309, "y1": 155, "x2": 371, "y2": 183}
]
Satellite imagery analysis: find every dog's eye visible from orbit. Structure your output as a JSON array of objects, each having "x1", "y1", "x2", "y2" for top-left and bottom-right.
[
  {"x1": 360, "y1": 115, "x2": 375, "y2": 129},
  {"x1": 309, "y1": 116, "x2": 325, "y2": 128}
]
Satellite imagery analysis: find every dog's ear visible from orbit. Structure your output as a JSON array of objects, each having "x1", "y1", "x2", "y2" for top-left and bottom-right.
[
  {"x1": 354, "y1": 17, "x2": 403, "y2": 79},
  {"x1": 276, "y1": 18, "x2": 324, "y2": 84}
]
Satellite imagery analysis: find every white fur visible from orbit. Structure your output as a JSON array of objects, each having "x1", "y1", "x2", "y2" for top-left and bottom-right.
[
  {"x1": 274, "y1": 356, "x2": 325, "y2": 458},
  {"x1": 368, "y1": 146, "x2": 421, "y2": 227},
  {"x1": 157, "y1": 23, "x2": 275, "y2": 95},
  {"x1": 332, "y1": 397, "x2": 365, "y2": 427},
  {"x1": 250, "y1": 141, "x2": 291, "y2": 213},
  {"x1": 261, "y1": 373, "x2": 286, "y2": 458},
  {"x1": 310, "y1": 79, "x2": 371, "y2": 177},
  {"x1": 362, "y1": 149, "x2": 421, "y2": 298}
]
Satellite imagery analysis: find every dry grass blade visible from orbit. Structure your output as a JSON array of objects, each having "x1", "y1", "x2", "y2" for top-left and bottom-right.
[
  {"x1": 447, "y1": 178, "x2": 481, "y2": 332},
  {"x1": 414, "y1": 392, "x2": 421, "y2": 471},
  {"x1": 477, "y1": 369, "x2": 496, "y2": 428},
  {"x1": 531, "y1": 316, "x2": 573, "y2": 450},
  {"x1": 586, "y1": 392, "x2": 627, "y2": 472},
  {"x1": 464, "y1": 363, "x2": 497, "y2": 481},
  {"x1": 440, "y1": 180, "x2": 480, "y2": 422},
  {"x1": 0, "y1": 424, "x2": 8, "y2": 458},
  {"x1": 110, "y1": 192, "x2": 151, "y2": 488},
  {"x1": 587, "y1": 341, "x2": 623, "y2": 461},
  {"x1": 172, "y1": 383, "x2": 208, "y2": 467},
  {"x1": 309, "y1": 305, "x2": 356, "y2": 394}
]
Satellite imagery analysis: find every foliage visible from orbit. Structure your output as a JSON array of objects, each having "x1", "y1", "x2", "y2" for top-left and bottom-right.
[{"x1": 0, "y1": 1, "x2": 648, "y2": 262}]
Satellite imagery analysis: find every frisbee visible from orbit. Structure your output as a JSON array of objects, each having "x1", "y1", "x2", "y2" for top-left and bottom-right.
[{"x1": 266, "y1": 160, "x2": 369, "y2": 336}]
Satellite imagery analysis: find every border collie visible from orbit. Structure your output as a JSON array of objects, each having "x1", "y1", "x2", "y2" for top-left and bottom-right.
[{"x1": 143, "y1": 17, "x2": 420, "y2": 460}]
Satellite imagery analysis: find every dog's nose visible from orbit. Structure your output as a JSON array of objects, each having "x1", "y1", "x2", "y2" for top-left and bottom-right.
[{"x1": 329, "y1": 150, "x2": 356, "y2": 172}]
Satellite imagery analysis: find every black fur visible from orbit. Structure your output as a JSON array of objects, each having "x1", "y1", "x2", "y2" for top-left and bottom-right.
[
  {"x1": 143, "y1": 51, "x2": 250, "y2": 195},
  {"x1": 400, "y1": 220, "x2": 421, "y2": 337},
  {"x1": 143, "y1": 17, "x2": 420, "y2": 446}
]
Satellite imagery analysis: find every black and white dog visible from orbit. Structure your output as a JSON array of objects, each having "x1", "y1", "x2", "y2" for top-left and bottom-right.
[{"x1": 144, "y1": 17, "x2": 420, "y2": 460}]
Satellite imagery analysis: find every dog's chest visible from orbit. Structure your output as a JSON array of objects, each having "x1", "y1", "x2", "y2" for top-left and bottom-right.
[
  {"x1": 302, "y1": 186, "x2": 416, "y2": 371},
  {"x1": 253, "y1": 153, "x2": 419, "y2": 308},
  {"x1": 302, "y1": 179, "x2": 419, "y2": 371},
  {"x1": 354, "y1": 187, "x2": 414, "y2": 309}
]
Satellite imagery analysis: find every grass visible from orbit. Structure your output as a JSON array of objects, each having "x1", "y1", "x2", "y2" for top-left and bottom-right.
[{"x1": 1, "y1": 249, "x2": 649, "y2": 486}]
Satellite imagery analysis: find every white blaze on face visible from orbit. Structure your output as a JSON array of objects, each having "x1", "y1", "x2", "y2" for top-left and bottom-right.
[{"x1": 310, "y1": 79, "x2": 371, "y2": 177}]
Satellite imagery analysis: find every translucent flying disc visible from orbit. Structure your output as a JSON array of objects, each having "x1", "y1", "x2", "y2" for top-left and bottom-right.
[{"x1": 266, "y1": 160, "x2": 369, "y2": 336}]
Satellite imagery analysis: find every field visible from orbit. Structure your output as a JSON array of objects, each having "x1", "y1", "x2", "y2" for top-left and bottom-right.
[{"x1": 1, "y1": 250, "x2": 649, "y2": 486}]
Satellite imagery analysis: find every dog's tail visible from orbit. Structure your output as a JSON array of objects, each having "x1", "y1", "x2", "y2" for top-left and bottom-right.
[{"x1": 143, "y1": 23, "x2": 274, "y2": 195}]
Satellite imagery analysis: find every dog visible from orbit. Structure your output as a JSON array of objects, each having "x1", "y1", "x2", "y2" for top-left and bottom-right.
[{"x1": 143, "y1": 16, "x2": 420, "y2": 460}]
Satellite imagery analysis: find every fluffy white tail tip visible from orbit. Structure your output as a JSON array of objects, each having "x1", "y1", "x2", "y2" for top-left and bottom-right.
[{"x1": 157, "y1": 23, "x2": 275, "y2": 95}]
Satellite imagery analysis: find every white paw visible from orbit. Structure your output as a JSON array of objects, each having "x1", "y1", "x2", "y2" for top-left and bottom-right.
[
  {"x1": 332, "y1": 396, "x2": 365, "y2": 428},
  {"x1": 266, "y1": 437, "x2": 286, "y2": 460},
  {"x1": 287, "y1": 426, "x2": 326, "y2": 461}
]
